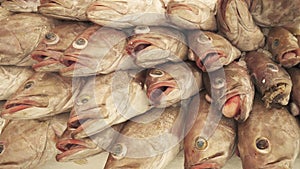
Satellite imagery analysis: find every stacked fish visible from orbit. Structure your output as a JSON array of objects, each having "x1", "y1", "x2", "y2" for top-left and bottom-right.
[{"x1": 0, "y1": 0, "x2": 300, "y2": 169}]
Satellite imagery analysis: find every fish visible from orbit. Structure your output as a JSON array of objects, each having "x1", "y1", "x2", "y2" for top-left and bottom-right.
[
  {"x1": 1, "y1": 72, "x2": 84, "y2": 119},
  {"x1": 0, "y1": 13, "x2": 56, "y2": 66},
  {"x1": 245, "y1": 49, "x2": 292, "y2": 107},
  {"x1": 1, "y1": 0, "x2": 41, "y2": 12},
  {"x1": 187, "y1": 30, "x2": 241, "y2": 72},
  {"x1": 237, "y1": 95, "x2": 300, "y2": 169},
  {"x1": 31, "y1": 22, "x2": 90, "y2": 72},
  {"x1": 216, "y1": 0, "x2": 265, "y2": 51},
  {"x1": 287, "y1": 68, "x2": 300, "y2": 116},
  {"x1": 166, "y1": 0, "x2": 217, "y2": 30},
  {"x1": 67, "y1": 70, "x2": 152, "y2": 138},
  {"x1": 60, "y1": 25, "x2": 128, "y2": 77},
  {"x1": 126, "y1": 26, "x2": 188, "y2": 68},
  {"x1": 283, "y1": 22, "x2": 300, "y2": 35},
  {"x1": 144, "y1": 62, "x2": 203, "y2": 108},
  {"x1": 184, "y1": 91, "x2": 237, "y2": 169},
  {"x1": 203, "y1": 61, "x2": 255, "y2": 122},
  {"x1": 0, "y1": 113, "x2": 69, "y2": 169},
  {"x1": 38, "y1": 0, "x2": 96, "y2": 21},
  {"x1": 0, "y1": 101, "x2": 7, "y2": 135},
  {"x1": 104, "y1": 104, "x2": 185, "y2": 169},
  {"x1": 0, "y1": 66, "x2": 34, "y2": 100},
  {"x1": 266, "y1": 27, "x2": 300, "y2": 68},
  {"x1": 86, "y1": 0, "x2": 168, "y2": 28}
]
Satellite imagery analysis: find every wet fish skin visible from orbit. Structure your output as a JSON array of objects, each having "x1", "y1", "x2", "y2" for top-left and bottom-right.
[
  {"x1": 267, "y1": 27, "x2": 300, "y2": 68},
  {"x1": 31, "y1": 22, "x2": 90, "y2": 72},
  {"x1": 0, "y1": 6, "x2": 12, "y2": 20},
  {"x1": 245, "y1": 50, "x2": 292, "y2": 107},
  {"x1": 187, "y1": 30, "x2": 241, "y2": 72},
  {"x1": 287, "y1": 68, "x2": 300, "y2": 116},
  {"x1": 1, "y1": 0, "x2": 41, "y2": 12},
  {"x1": 238, "y1": 96, "x2": 300, "y2": 169}
]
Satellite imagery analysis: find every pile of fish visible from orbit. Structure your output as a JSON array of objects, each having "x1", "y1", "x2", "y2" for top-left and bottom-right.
[{"x1": 0, "y1": 0, "x2": 300, "y2": 169}]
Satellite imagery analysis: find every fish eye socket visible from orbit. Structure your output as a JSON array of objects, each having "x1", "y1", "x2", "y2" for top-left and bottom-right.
[
  {"x1": 149, "y1": 69, "x2": 165, "y2": 77},
  {"x1": 24, "y1": 81, "x2": 34, "y2": 89},
  {"x1": 134, "y1": 26, "x2": 150, "y2": 34},
  {"x1": 195, "y1": 137, "x2": 208, "y2": 151},
  {"x1": 212, "y1": 77, "x2": 225, "y2": 89},
  {"x1": 111, "y1": 143, "x2": 127, "y2": 160},
  {"x1": 45, "y1": 32, "x2": 59, "y2": 45},
  {"x1": 0, "y1": 144, "x2": 4, "y2": 154},
  {"x1": 273, "y1": 39, "x2": 280, "y2": 47},
  {"x1": 76, "y1": 95, "x2": 90, "y2": 105},
  {"x1": 256, "y1": 137, "x2": 271, "y2": 153},
  {"x1": 72, "y1": 38, "x2": 88, "y2": 49},
  {"x1": 266, "y1": 63, "x2": 279, "y2": 72},
  {"x1": 197, "y1": 34, "x2": 212, "y2": 44}
]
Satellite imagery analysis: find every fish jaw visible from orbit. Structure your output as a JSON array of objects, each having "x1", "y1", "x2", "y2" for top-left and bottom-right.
[
  {"x1": 196, "y1": 50, "x2": 226, "y2": 72},
  {"x1": 87, "y1": 1, "x2": 128, "y2": 21},
  {"x1": 31, "y1": 50, "x2": 66, "y2": 72},
  {"x1": 188, "y1": 162, "x2": 221, "y2": 169},
  {"x1": 278, "y1": 48, "x2": 300, "y2": 68}
]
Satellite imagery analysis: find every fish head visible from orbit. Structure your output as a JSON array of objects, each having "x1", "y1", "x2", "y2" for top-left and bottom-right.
[
  {"x1": 267, "y1": 27, "x2": 300, "y2": 68},
  {"x1": 1, "y1": 73, "x2": 72, "y2": 119},
  {"x1": 60, "y1": 25, "x2": 127, "y2": 77},
  {"x1": 188, "y1": 31, "x2": 241, "y2": 72},
  {"x1": 1, "y1": 0, "x2": 41, "y2": 12}
]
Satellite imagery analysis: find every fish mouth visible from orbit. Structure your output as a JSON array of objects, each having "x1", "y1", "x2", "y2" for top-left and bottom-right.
[
  {"x1": 2, "y1": 99, "x2": 48, "y2": 115},
  {"x1": 221, "y1": 95, "x2": 242, "y2": 119},
  {"x1": 263, "y1": 82, "x2": 290, "y2": 107},
  {"x1": 59, "y1": 54, "x2": 91, "y2": 76},
  {"x1": 167, "y1": 3, "x2": 199, "y2": 20},
  {"x1": 126, "y1": 40, "x2": 153, "y2": 57},
  {"x1": 56, "y1": 139, "x2": 92, "y2": 162},
  {"x1": 40, "y1": 0, "x2": 72, "y2": 8},
  {"x1": 189, "y1": 162, "x2": 221, "y2": 169},
  {"x1": 147, "y1": 81, "x2": 177, "y2": 105},
  {"x1": 87, "y1": 1, "x2": 128, "y2": 19},
  {"x1": 31, "y1": 51, "x2": 65, "y2": 71},
  {"x1": 279, "y1": 48, "x2": 300, "y2": 67},
  {"x1": 196, "y1": 50, "x2": 225, "y2": 71}
]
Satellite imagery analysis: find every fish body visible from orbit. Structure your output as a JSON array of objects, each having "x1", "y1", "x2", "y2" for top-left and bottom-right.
[
  {"x1": 31, "y1": 22, "x2": 90, "y2": 72},
  {"x1": 238, "y1": 96, "x2": 300, "y2": 169},
  {"x1": 245, "y1": 50, "x2": 292, "y2": 107},
  {"x1": 287, "y1": 68, "x2": 300, "y2": 116},
  {"x1": 1, "y1": 0, "x2": 41, "y2": 12},
  {"x1": 0, "y1": 6, "x2": 12, "y2": 20},
  {"x1": 188, "y1": 30, "x2": 241, "y2": 72}
]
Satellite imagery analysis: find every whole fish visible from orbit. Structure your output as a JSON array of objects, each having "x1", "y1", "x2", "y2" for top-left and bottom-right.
[
  {"x1": 0, "y1": 13, "x2": 56, "y2": 66},
  {"x1": 126, "y1": 26, "x2": 188, "y2": 68},
  {"x1": 203, "y1": 61, "x2": 255, "y2": 122},
  {"x1": 1, "y1": 72, "x2": 84, "y2": 119},
  {"x1": 31, "y1": 22, "x2": 90, "y2": 72},
  {"x1": 104, "y1": 105, "x2": 185, "y2": 169},
  {"x1": 266, "y1": 27, "x2": 300, "y2": 68},
  {"x1": 216, "y1": 0, "x2": 265, "y2": 51},
  {"x1": 287, "y1": 68, "x2": 300, "y2": 116},
  {"x1": 0, "y1": 113, "x2": 69, "y2": 169},
  {"x1": 67, "y1": 70, "x2": 151, "y2": 138},
  {"x1": 238, "y1": 96, "x2": 300, "y2": 169},
  {"x1": 0, "y1": 66, "x2": 34, "y2": 100},
  {"x1": 184, "y1": 91, "x2": 236, "y2": 169},
  {"x1": 245, "y1": 50, "x2": 292, "y2": 107},
  {"x1": 166, "y1": 0, "x2": 217, "y2": 30},
  {"x1": 60, "y1": 25, "x2": 128, "y2": 77},
  {"x1": 86, "y1": 0, "x2": 168, "y2": 28},
  {"x1": 188, "y1": 30, "x2": 241, "y2": 72},
  {"x1": 38, "y1": 0, "x2": 96, "y2": 21},
  {"x1": 1, "y1": 0, "x2": 41, "y2": 12},
  {"x1": 144, "y1": 62, "x2": 202, "y2": 108}
]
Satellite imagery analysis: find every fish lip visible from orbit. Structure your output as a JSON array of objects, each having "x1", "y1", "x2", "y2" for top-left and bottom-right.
[
  {"x1": 126, "y1": 39, "x2": 153, "y2": 57},
  {"x1": 147, "y1": 81, "x2": 177, "y2": 105},
  {"x1": 31, "y1": 51, "x2": 65, "y2": 71},
  {"x1": 59, "y1": 54, "x2": 87, "y2": 75},
  {"x1": 56, "y1": 139, "x2": 92, "y2": 161},
  {"x1": 189, "y1": 162, "x2": 221, "y2": 169},
  {"x1": 196, "y1": 50, "x2": 225, "y2": 71},
  {"x1": 40, "y1": 0, "x2": 70, "y2": 8},
  {"x1": 167, "y1": 3, "x2": 197, "y2": 14},
  {"x1": 221, "y1": 93, "x2": 242, "y2": 119},
  {"x1": 2, "y1": 99, "x2": 48, "y2": 115},
  {"x1": 88, "y1": 1, "x2": 127, "y2": 18},
  {"x1": 279, "y1": 48, "x2": 300, "y2": 66}
]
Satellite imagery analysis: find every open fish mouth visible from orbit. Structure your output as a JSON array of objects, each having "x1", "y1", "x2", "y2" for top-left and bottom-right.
[
  {"x1": 88, "y1": 1, "x2": 128, "y2": 17},
  {"x1": 263, "y1": 83, "x2": 290, "y2": 106},
  {"x1": 60, "y1": 54, "x2": 90, "y2": 75},
  {"x1": 31, "y1": 51, "x2": 65, "y2": 70},
  {"x1": 126, "y1": 40, "x2": 153, "y2": 57},
  {"x1": 56, "y1": 139, "x2": 90, "y2": 161},
  {"x1": 147, "y1": 81, "x2": 177, "y2": 105},
  {"x1": 190, "y1": 162, "x2": 220, "y2": 169},
  {"x1": 222, "y1": 94, "x2": 242, "y2": 119},
  {"x1": 279, "y1": 48, "x2": 300, "y2": 65},
  {"x1": 2, "y1": 99, "x2": 48, "y2": 115},
  {"x1": 167, "y1": 3, "x2": 199, "y2": 15},
  {"x1": 196, "y1": 50, "x2": 225, "y2": 71}
]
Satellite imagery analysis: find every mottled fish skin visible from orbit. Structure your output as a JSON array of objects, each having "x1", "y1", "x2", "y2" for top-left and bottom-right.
[
  {"x1": 203, "y1": 61, "x2": 255, "y2": 122},
  {"x1": 216, "y1": 0, "x2": 265, "y2": 51},
  {"x1": 184, "y1": 91, "x2": 236, "y2": 169},
  {"x1": 1, "y1": 0, "x2": 41, "y2": 12},
  {"x1": 60, "y1": 25, "x2": 128, "y2": 77},
  {"x1": 166, "y1": 0, "x2": 217, "y2": 30},
  {"x1": 1, "y1": 72, "x2": 83, "y2": 119},
  {"x1": 287, "y1": 68, "x2": 300, "y2": 116},
  {"x1": 0, "y1": 13, "x2": 57, "y2": 66},
  {"x1": 104, "y1": 105, "x2": 185, "y2": 169},
  {"x1": 0, "y1": 113, "x2": 69, "y2": 169},
  {"x1": 144, "y1": 62, "x2": 202, "y2": 108},
  {"x1": 249, "y1": 0, "x2": 300, "y2": 27},
  {"x1": 38, "y1": 0, "x2": 96, "y2": 21},
  {"x1": 267, "y1": 27, "x2": 300, "y2": 68},
  {"x1": 238, "y1": 96, "x2": 300, "y2": 169},
  {"x1": 67, "y1": 70, "x2": 152, "y2": 139},
  {"x1": 126, "y1": 26, "x2": 188, "y2": 68},
  {"x1": 283, "y1": 22, "x2": 300, "y2": 36},
  {"x1": 0, "y1": 66, "x2": 34, "y2": 100},
  {"x1": 188, "y1": 30, "x2": 241, "y2": 72},
  {"x1": 245, "y1": 50, "x2": 292, "y2": 107},
  {"x1": 31, "y1": 22, "x2": 90, "y2": 72},
  {"x1": 86, "y1": 0, "x2": 168, "y2": 28}
]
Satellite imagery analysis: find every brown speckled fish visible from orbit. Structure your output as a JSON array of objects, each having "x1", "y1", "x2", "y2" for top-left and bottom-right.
[
  {"x1": 245, "y1": 50, "x2": 292, "y2": 107},
  {"x1": 104, "y1": 105, "x2": 185, "y2": 169},
  {"x1": 60, "y1": 25, "x2": 128, "y2": 77},
  {"x1": 267, "y1": 27, "x2": 300, "y2": 68},
  {"x1": 188, "y1": 30, "x2": 241, "y2": 72},
  {"x1": 203, "y1": 61, "x2": 255, "y2": 122},
  {"x1": 287, "y1": 68, "x2": 300, "y2": 116},
  {"x1": 126, "y1": 26, "x2": 188, "y2": 68},
  {"x1": 166, "y1": 0, "x2": 217, "y2": 30},
  {"x1": 1, "y1": 0, "x2": 41, "y2": 12},
  {"x1": 238, "y1": 96, "x2": 300, "y2": 169},
  {"x1": 31, "y1": 22, "x2": 90, "y2": 72},
  {"x1": 184, "y1": 91, "x2": 236, "y2": 169},
  {"x1": 216, "y1": 0, "x2": 265, "y2": 51}
]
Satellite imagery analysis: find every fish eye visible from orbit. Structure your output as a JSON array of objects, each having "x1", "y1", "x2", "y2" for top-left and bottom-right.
[
  {"x1": 0, "y1": 144, "x2": 4, "y2": 154},
  {"x1": 195, "y1": 137, "x2": 208, "y2": 151},
  {"x1": 149, "y1": 69, "x2": 165, "y2": 78},
  {"x1": 273, "y1": 39, "x2": 280, "y2": 47},
  {"x1": 45, "y1": 32, "x2": 59, "y2": 45},
  {"x1": 212, "y1": 77, "x2": 225, "y2": 89},
  {"x1": 256, "y1": 137, "x2": 271, "y2": 153},
  {"x1": 266, "y1": 63, "x2": 279, "y2": 72},
  {"x1": 24, "y1": 81, "x2": 34, "y2": 89},
  {"x1": 197, "y1": 34, "x2": 212, "y2": 44},
  {"x1": 76, "y1": 95, "x2": 90, "y2": 105},
  {"x1": 111, "y1": 143, "x2": 127, "y2": 160},
  {"x1": 72, "y1": 38, "x2": 88, "y2": 49},
  {"x1": 134, "y1": 26, "x2": 150, "y2": 34}
]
